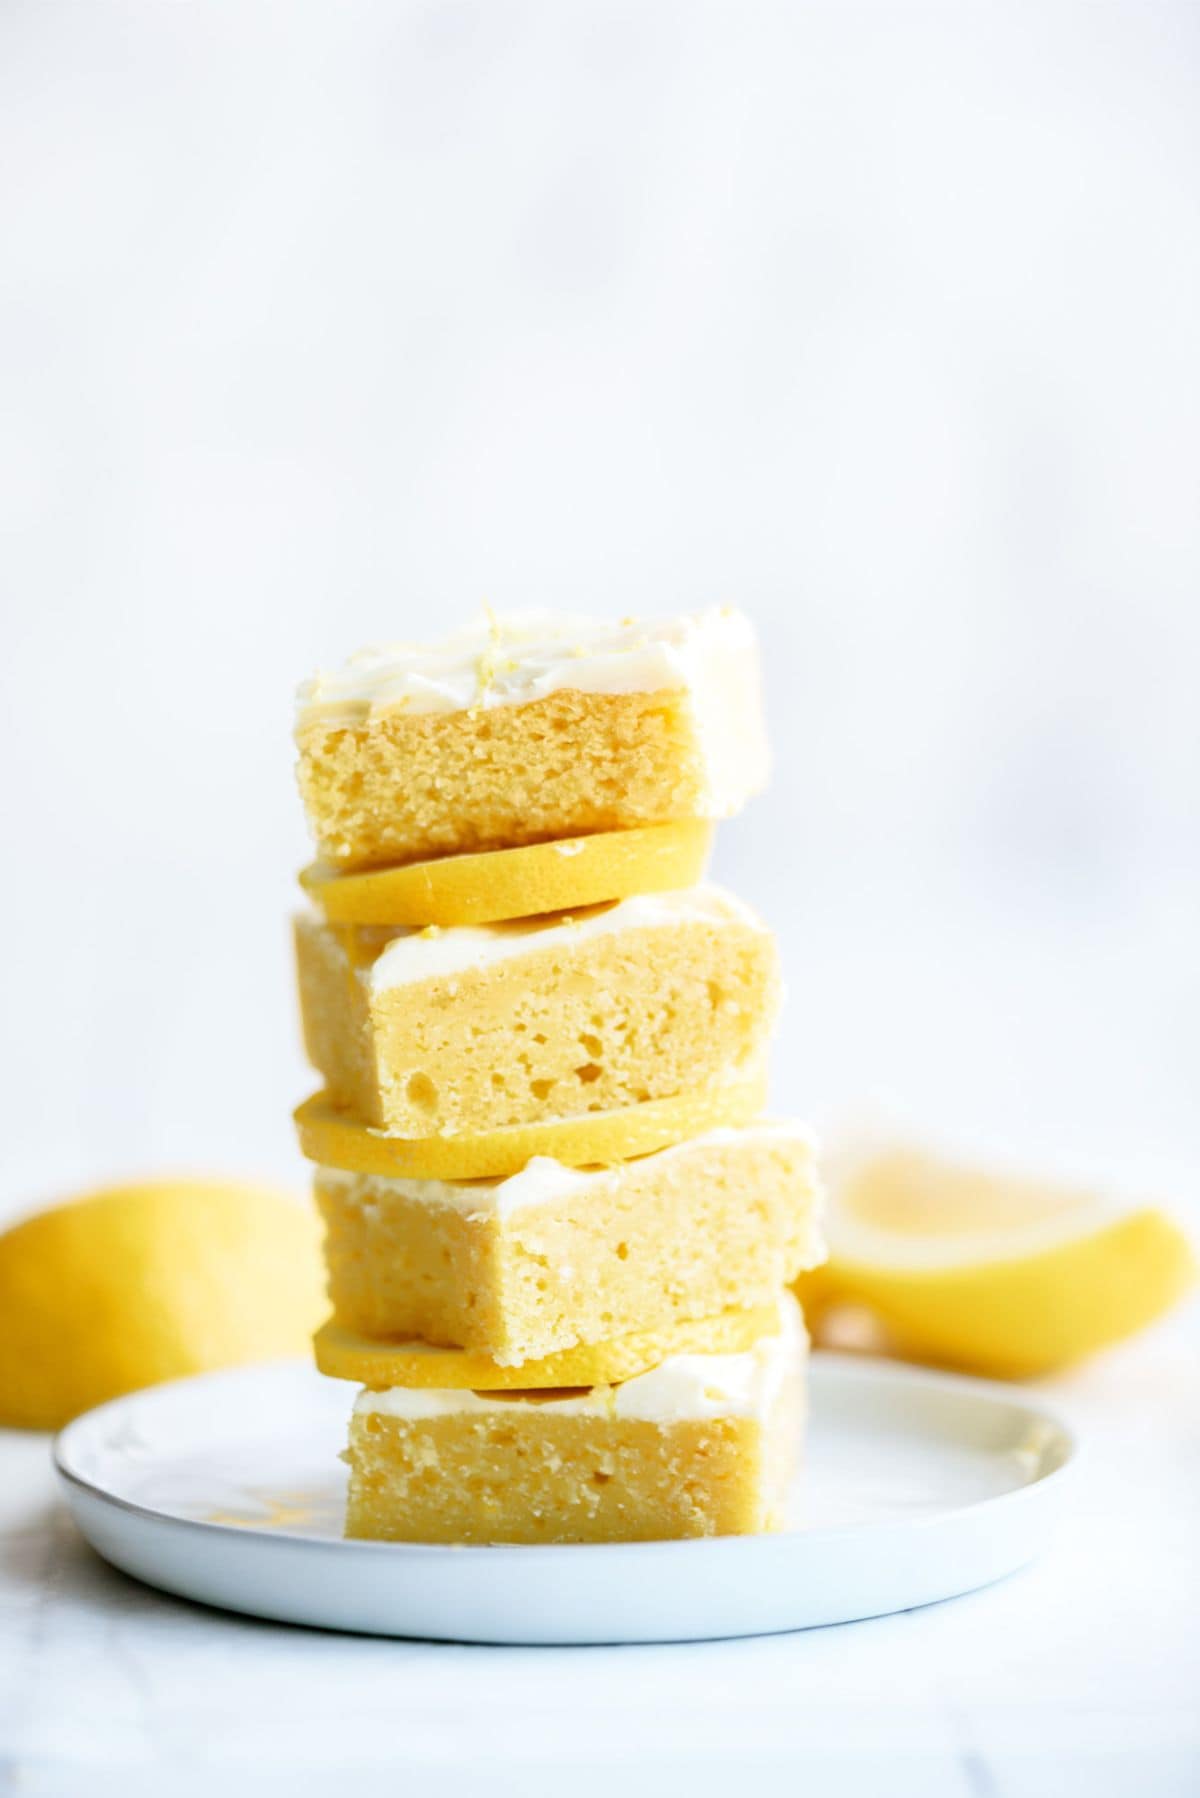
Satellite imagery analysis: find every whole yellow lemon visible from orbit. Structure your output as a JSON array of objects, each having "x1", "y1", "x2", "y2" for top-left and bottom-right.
[{"x1": 0, "y1": 1178, "x2": 326, "y2": 1429}]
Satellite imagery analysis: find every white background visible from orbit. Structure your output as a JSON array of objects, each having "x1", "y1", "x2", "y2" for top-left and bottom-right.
[
  {"x1": 1, "y1": 0, "x2": 1197, "y2": 1218},
  {"x1": 0, "y1": 6, "x2": 1197, "y2": 1791}
]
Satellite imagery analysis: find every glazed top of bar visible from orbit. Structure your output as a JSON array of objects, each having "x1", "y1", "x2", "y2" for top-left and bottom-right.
[{"x1": 295, "y1": 606, "x2": 761, "y2": 731}]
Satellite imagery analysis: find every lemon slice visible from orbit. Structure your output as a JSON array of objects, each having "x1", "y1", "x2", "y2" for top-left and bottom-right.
[
  {"x1": 294, "y1": 1070, "x2": 768, "y2": 1179},
  {"x1": 796, "y1": 1142, "x2": 1196, "y2": 1378},
  {"x1": 299, "y1": 821, "x2": 713, "y2": 928},
  {"x1": 314, "y1": 1303, "x2": 778, "y2": 1391}
]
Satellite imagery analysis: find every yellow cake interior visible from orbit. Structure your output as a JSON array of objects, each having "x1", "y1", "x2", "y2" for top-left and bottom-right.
[
  {"x1": 343, "y1": 1299, "x2": 805, "y2": 1544},
  {"x1": 298, "y1": 687, "x2": 714, "y2": 871},
  {"x1": 315, "y1": 1126, "x2": 824, "y2": 1362},
  {"x1": 294, "y1": 890, "x2": 780, "y2": 1135}
]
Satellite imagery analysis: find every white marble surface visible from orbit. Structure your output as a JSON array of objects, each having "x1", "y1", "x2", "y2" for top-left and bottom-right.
[{"x1": 2, "y1": 1313, "x2": 1197, "y2": 1798}]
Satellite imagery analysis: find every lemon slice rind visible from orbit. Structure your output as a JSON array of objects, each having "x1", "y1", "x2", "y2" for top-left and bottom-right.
[
  {"x1": 300, "y1": 821, "x2": 713, "y2": 928},
  {"x1": 314, "y1": 1303, "x2": 779, "y2": 1391},
  {"x1": 294, "y1": 1070, "x2": 768, "y2": 1180},
  {"x1": 797, "y1": 1146, "x2": 1196, "y2": 1378}
]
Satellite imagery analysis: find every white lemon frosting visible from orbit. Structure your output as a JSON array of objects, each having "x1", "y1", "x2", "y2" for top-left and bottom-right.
[
  {"x1": 353, "y1": 1295, "x2": 805, "y2": 1425},
  {"x1": 304, "y1": 883, "x2": 768, "y2": 994},
  {"x1": 295, "y1": 607, "x2": 769, "y2": 816},
  {"x1": 316, "y1": 1120, "x2": 818, "y2": 1221}
]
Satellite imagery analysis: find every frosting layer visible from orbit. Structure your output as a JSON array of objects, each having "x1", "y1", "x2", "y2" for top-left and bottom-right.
[
  {"x1": 317, "y1": 1121, "x2": 818, "y2": 1221},
  {"x1": 319, "y1": 883, "x2": 769, "y2": 993},
  {"x1": 353, "y1": 1295, "x2": 805, "y2": 1424},
  {"x1": 298, "y1": 607, "x2": 754, "y2": 721}
]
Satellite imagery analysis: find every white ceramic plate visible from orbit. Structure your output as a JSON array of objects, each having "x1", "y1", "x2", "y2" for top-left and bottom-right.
[{"x1": 55, "y1": 1353, "x2": 1075, "y2": 1644}]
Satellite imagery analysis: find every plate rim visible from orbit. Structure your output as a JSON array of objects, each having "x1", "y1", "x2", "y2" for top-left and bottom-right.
[{"x1": 53, "y1": 1349, "x2": 1079, "y2": 1560}]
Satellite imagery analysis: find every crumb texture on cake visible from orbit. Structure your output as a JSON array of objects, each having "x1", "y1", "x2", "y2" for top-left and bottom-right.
[
  {"x1": 294, "y1": 609, "x2": 768, "y2": 868},
  {"x1": 316, "y1": 1127, "x2": 823, "y2": 1362},
  {"x1": 345, "y1": 1412, "x2": 773, "y2": 1543},
  {"x1": 298, "y1": 687, "x2": 713, "y2": 870},
  {"x1": 294, "y1": 889, "x2": 780, "y2": 1135},
  {"x1": 343, "y1": 1298, "x2": 805, "y2": 1543}
]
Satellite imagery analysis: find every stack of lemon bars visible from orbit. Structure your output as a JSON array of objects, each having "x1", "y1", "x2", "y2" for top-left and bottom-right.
[{"x1": 291, "y1": 609, "x2": 825, "y2": 1544}]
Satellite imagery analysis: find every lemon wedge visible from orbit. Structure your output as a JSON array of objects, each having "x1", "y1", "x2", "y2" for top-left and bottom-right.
[
  {"x1": 795, "y1": 1143, "x2": 1195, "y2": 1378},
  {"x1": 314, "y1": 1303, "x2": 779, "y2": 1391},
  {"x1": 300, "y1": 821, "x2": 713, "y2": 928},
  {"x1": 0, "y1": 1179, "x2": 326, "y2": 1429},
  {"x1": 294, "y1": 1069, "x2": 768, "y2": 1180}
]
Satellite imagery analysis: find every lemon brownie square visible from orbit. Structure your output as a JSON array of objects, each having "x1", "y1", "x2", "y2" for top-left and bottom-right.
[
  {"x1": 295, "y1": 608, "x2": 769, "y2": 871},
  {"x1": 294, "y1": 885, "x2": 780, "y2": 1136},
  {"x1": 315, "y1": 1124, "x2": 824, "y2": 1363},
  {"x1": 343, "y1": 1296, "x2": 806, "y2": 1543}
]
